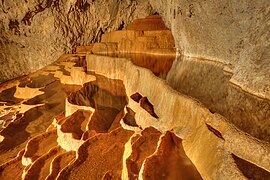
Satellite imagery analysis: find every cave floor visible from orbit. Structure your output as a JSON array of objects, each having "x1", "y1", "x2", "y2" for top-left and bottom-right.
[
  {"x1": 0, "y1": 15, "x2": 269, "y2": 179},
  {"x1": 0, "y1": 54, "x2": 203, "y2": 179}
]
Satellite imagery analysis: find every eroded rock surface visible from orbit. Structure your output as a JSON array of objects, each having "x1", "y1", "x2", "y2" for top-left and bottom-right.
[
  {"x1": 141, "y1": 132, "x2": 202, "y2": 180},
  {"x1": 166, "y1": 56, "x2": 270, "y2": 142},
  {"x1": 0, "y1": 14, "x2": 269, "y2": 180},
  {"x1": 0, "y1": 0, "x2": 153, "y2": 83},
  {"x1": 149, "y1": 0, "x2": 270, "y2": 99}
]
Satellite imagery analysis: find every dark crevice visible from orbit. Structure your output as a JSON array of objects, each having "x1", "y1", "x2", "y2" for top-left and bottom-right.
[
  {"x1": 92, "y1": 27, "x2": 104, "y2": 43},
  {"x1": 187, "y1": 4, "x2": 195, "y2": 18},
  {"x1": 75, "y1": 0, "x2": 90, "y2": 12},
  {"x1": 130, "y1": 92, "x2": 143, "y2": 103},
  {"x1": 139, "y1": 97, "x2": 159, "y2": 119},
  {"x1": 209, "y1": 109, "x2": 216, "y2": 114},
  {"x1": 22, "y1": 0, "x2": 54, "y2": 25},
  {"x1": 123, "y1": 107, "x2": 138, "y2": 127},
  {"x1": 130, "y1": 93, "x2": 158, "y2": 119},
  {"x1": 232, "y1": 154, "x2": 270, "y2": 179},
  {"x1": 206, "y1": 124, "x2": 224, "y2": 140},
  {"x1": 8, "y1": 19, "x2": 20, "y2": 35},
  {"x1": 117, "y1": 21, "x2": 125, "y2": 30}
]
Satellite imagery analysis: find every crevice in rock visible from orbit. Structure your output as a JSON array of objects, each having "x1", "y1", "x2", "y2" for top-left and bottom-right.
[
  {"x1": 130, "y1": 92, "x2": 143, "y2": 103},
  {"x1": 130, "y1": 93, "x2": 159, "y2": 119},
  {"x1": 139, "y1": 97, "x2": 159, "y2": 119},
  {"x1": 232, "y1": 154, "x2": 270, "y2": 179},
  {"x1": 22, "y1": 0, "x2": 54, "y2": 25},
  {"x1": 187, "y1": 4, "x2": 195, "y2": 18},
  {"x1": 8, "y1": 20, "x2": 20, "y2": 35},
  {"x1": 117, "y1": 21, "x2": 125, "y2": 30},
  {"x1": 123, "y1": 107, "x2": 138, "y2": 127},
  {"x1": 206, "y1": 124, "x2": 224, "y2": 140}
]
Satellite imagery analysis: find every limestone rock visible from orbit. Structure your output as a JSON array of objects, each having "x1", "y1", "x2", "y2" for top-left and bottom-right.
[
  {"x1": 149, "y1": 0, "x2": 270, "y2": 99},
  {"x1": 141, "y1": 132, "x2": 202, "y2": 180},
  {"x1": 0, "y1": 0, "x2": 153, "y2": 83},
  {"x1": 0, "y1": 13, "x2": 270, "y2": 180}
]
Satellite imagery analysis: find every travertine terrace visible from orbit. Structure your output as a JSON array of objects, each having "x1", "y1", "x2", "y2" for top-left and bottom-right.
[{"x1": 0, "y1": 14, "x2": 270, "y2": 180}]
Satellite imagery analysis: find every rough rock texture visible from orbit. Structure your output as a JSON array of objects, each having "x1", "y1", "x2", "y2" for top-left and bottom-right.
[
  {"x1": 0, "y1": 0, "x2": 153, "y2": 83},
  {"x1": 1, "y1": 11, "x2": 270, "y2": 180},
  {"x1": 86, "y1": 53, "x2": 270, "y2": 179},
  {"x1": 166, "y1": 57, "x2": 270, "y2": 142},
  {"x1": 149, "y1": 0, "x2": 270, "y2": 99}
]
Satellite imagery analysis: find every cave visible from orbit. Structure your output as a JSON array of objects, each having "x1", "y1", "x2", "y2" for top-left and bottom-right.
[{"x1": 0, "y1": 1, "x2": 270, "y2": 180}]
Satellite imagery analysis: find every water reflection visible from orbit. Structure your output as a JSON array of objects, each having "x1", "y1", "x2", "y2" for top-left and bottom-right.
[
  {"x1": 68, "y1": 74, "x2": 128, "y2": 132},
  {"x1": 0, "y1": 56, "x2": 85, "y2": 164},
  {"x1": 166, "y1": 56, "x2": 270, "y2": 142},
  {"x1": 102, "y1": 53, "x2": 175, "y2": 78}
]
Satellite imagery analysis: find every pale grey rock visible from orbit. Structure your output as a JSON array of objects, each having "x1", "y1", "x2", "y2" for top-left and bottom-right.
[
  {"x1": 149, "y1": 0, "x2": 270, "y2": 99},
  {"x1": 0, "y1": 0, "x2": 153, "y2": 83},
  {"x1": 166, "y1": 56, "x2": 270, "y2": 142}
]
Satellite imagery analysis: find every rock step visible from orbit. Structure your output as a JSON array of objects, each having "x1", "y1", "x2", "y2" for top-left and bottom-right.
[
  {"x1": 46, "y1": 151, "x2": 76, "y2": 180},
  {"x1": 22, "y1": 129, "x2": 58, "y2": 166},
  {"x1": 127, "y1": 15, "x2": 169, "y2": 31},
  {"x1": 66, "y1": 76, "x2": 127, "y2": 134},
  {"x1": 96, "y1": 31, "x2": 174, "y2": 54},
  {"x1": 141, "y1": 132, "x2": 202, "y2": 179},
  {"x1": 57, "y1": 127, "x2": 134, "y2": 180},
  {"x1": 125, "y1": 127, "x2": 161, "y2": 179},
  {"x1": 75, "y1": 45, "x2": 94, "y2": 54},
  {"x1": 101, "y1": 30, "x2": 143, "y2": 43},
  {"x1": 56, "y1": 110, "x2": 90, "y2": 151},
  {"x1": 0, "y1": 149, "x2": 25, "y2": 180},
  {"x1": 92, "y1": 42, "x2": 118, "y2": 55},
  {"x1": 77, "y1": 15, "x2": 174, "y2": 55},
  {"x1": 67, "y1": 77, "x2": 127, "y2": 111},
  {"x1": 60, "y1": 110, "x2": 91, "y2": 140},
  {"x1": 23, "y1": 146, "x2": 65, "y2": 180}
]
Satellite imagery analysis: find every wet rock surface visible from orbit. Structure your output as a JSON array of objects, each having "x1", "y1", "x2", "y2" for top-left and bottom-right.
[
  {"x1": 126, "y1": 127, "x2": 161, "y2": 179},
  {"x1": 166, "y1": 56, "x2": 270, "y2": 142},
  {"x1": 0, "y1": 15, "x2": 269, "y2": 180},
  {"x1": 149, "y1": 0, "x2": 270, "y2": 99},
  {"x1": 232, "y1": 154, "x2": 270, "y2": 179},
  {"x1": 142, "y1": 132, "x2": 202, "y2": 180},
  {"x1": 0, "y1": 45, "x2": 201, "y2": 180},
  {"x1": 0, "y1": 0, "x2": 153, "y2": 83}
]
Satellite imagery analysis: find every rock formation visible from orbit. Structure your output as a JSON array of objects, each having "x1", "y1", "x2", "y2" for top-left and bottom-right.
[
  {"x1": 149, "y1": 0, "x2": 270, "y2": 99},
  {"x1": 0, "y1": 0, "x2": 153, "y2": 83},
  {"x1": 0, "y1": 3, "x2": 270, "y2": 180}
]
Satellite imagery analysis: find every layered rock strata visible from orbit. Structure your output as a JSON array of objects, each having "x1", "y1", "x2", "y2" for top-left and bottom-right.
[
  {"x1": 0, "y1": 0, "x2": 153, "y2": 83},
  {"x1": 0, "y1": 15, "x2": 269, "y2": 180},
  {"x1": 0, "y1": 55, "x2": 203, "y2": 179},
  {"x1": 86, "y1": 53, "x2": 270, "y2": 179},
  {"x1": 149, "y1": 0, "x2": 270, "y2": 100}
]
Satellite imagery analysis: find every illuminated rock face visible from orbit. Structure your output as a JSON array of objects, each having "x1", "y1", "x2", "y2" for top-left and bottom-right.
[
  {"x1": 0, "y1": 0, "x2": 153, "y2": 83},
  {"x1": 166, "y1": 57, "x2": 270, "y2": 142},
  {"x1": 0, "y1": 15, "x2": 270, "y2": 180},
  {"x1": 91, "y1": 15, "x2": 176, "y2": 78},
  {"x1": 149, "y1": 0, "x2": 270, "y2": 99}
]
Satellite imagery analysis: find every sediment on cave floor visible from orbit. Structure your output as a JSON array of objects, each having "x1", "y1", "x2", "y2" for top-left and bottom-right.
[{"x1": 0, "y1": 15, "x2": 269, "y2": 180}]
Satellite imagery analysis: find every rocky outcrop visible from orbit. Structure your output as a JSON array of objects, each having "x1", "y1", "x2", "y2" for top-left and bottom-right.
[
  {"x1": 0, "y1": 14, "x2": 270, "y2": 180},
  {"x1": 166, "y1": 56, "x2": 270, "y2": 142},
  {"x1": 0, "y1": 53, "x2": 204, "y2": 179},
  {"x1": 0, "y1": 0, "x2": 153, "y2": 83},
  {"x1": 84, "y1": 17, "x2": 270, "y2": 176},
  {"x1": 149, "y1": 0, "x2": 270, "y2": 99}
]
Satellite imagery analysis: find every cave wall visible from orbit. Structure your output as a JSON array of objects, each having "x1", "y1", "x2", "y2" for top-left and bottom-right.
[
  {"x1": 149, "y1": 0, "x2": 270, "y2": 99},
  {"x1": 0, "y1": 0, "x2": 153, "y2": 83},
  {"x1": 1, "y1": 0, "x2": 269, "y2": 100}
]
